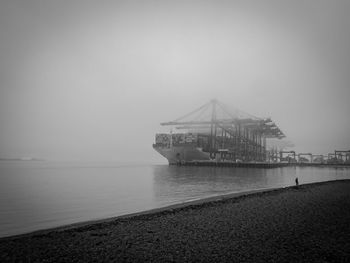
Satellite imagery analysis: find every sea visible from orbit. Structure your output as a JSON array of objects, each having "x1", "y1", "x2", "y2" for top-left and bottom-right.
[{"x1": 0, "y1": 161, "x2": 349, "y2": 238}]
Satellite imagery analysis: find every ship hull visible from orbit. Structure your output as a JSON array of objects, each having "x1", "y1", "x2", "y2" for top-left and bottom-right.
[{"x1": 153, "y1": 145, "x2": 210, "y2": 164}]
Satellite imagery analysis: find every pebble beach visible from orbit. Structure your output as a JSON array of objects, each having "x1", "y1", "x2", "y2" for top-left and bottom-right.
[{"x1": 1, "y1": 180, "x2": 350, "y2": 262}]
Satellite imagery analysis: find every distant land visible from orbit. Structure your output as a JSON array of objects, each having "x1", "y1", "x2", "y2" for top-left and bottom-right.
[{"x1": 0, "y1": 157, "x2": 44, "y2": 161}]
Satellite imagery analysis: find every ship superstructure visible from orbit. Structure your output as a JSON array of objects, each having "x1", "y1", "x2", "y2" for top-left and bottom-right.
[{"x1": 153, "y1": 99, "x2": 285, "y2": 164}]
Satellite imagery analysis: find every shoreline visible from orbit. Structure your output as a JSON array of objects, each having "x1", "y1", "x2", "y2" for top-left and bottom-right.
[
  {"x1": 1, "y1": 179, "x2": 350, "y2": 262},
  {"x1": 0, "y1": 186, "x2": 280, "y2": 240},
  {"x1": 1, "y1": 179, "x2": 348, "y2": 241}
]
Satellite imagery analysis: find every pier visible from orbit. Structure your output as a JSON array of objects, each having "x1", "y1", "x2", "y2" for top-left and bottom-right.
[
  {"x1": 178, "y1": 160, "x2": 289, "y2": 168},
  {"x1": 176, "y1": 160, "x2": 350, "y2": 168},
  {"x1": 175, "y1": 149, "x2": 350, "y2": 168}
]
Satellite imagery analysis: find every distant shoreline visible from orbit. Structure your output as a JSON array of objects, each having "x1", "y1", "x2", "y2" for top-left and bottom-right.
[{"x1": 0, "y1": 158, "x2": 44, "y2": 161}]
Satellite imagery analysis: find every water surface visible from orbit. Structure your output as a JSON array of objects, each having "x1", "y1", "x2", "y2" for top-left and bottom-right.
[{"x1": 0, "y1": 161, "x2": 349, "y2": 237}]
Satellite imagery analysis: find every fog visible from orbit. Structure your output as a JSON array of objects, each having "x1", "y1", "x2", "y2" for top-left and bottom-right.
[{"x1": 1, "y1": 0, "x2": 350, "y2": 163}]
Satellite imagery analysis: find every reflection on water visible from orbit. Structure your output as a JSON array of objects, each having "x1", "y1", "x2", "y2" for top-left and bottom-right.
[
  {"x1": 152, "y1": 166, "x2": 302, "y2": 205},
  {"x1": 153, "y1": 166, "x2": 269, "y2": 204},
  {"x1": 0, "y1": 161, "x2": 349, "y2": 237}
]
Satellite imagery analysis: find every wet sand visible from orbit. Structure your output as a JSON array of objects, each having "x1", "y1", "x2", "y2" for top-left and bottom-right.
[{"x1": 1, "y1": 180, "x2": 350, "y2": 262}]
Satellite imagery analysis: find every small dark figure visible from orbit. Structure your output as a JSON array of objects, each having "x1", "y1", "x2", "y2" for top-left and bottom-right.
[{"x1": 295, "y1": 177, "x2": 299, "y2": 186}]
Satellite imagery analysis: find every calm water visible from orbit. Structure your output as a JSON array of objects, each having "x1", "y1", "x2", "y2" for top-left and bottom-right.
[{"x1": 0, "y1": 161, "x2": 349, "y2": 238}]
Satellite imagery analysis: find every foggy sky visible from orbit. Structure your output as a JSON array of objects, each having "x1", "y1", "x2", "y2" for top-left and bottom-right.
[{"x1": 1, "y1": 0, "x2": 350, "y2": 163}]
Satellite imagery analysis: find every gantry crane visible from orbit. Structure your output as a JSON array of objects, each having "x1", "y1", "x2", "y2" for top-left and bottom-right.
[
  {"x1": 160, "y1": 99, "x2": 285, "y2": 162},
  {"x1": 334, "y1": 150, "x2": 350, "y2": 163}
]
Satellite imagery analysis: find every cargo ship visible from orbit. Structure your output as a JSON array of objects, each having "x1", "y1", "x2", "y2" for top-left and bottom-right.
[{"x1": 153, "y1": 99, "x2": 285, "y2": 165}]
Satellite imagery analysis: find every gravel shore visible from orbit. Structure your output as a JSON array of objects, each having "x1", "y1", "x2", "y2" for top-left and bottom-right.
[{"x1": 1, "y1": 180, "x2": 350, "y2": 262}]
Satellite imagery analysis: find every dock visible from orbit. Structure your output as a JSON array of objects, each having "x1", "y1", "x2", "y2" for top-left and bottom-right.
[
  {"x1": 176, "y1": 160, "x2": 350, "y2": 169},
  {"x1": 154, "y1": 99, "x2": 350, "y2": 167}
]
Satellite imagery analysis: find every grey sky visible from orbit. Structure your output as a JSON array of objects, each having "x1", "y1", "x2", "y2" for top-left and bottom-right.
[{"x1": 0, "y1": 0, "x2": 349, "y2": 163}]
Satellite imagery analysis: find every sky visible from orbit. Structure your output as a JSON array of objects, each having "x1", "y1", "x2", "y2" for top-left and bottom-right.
[{"x1": 0, "y1": 0, "x2": 350, "y2": 163}]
